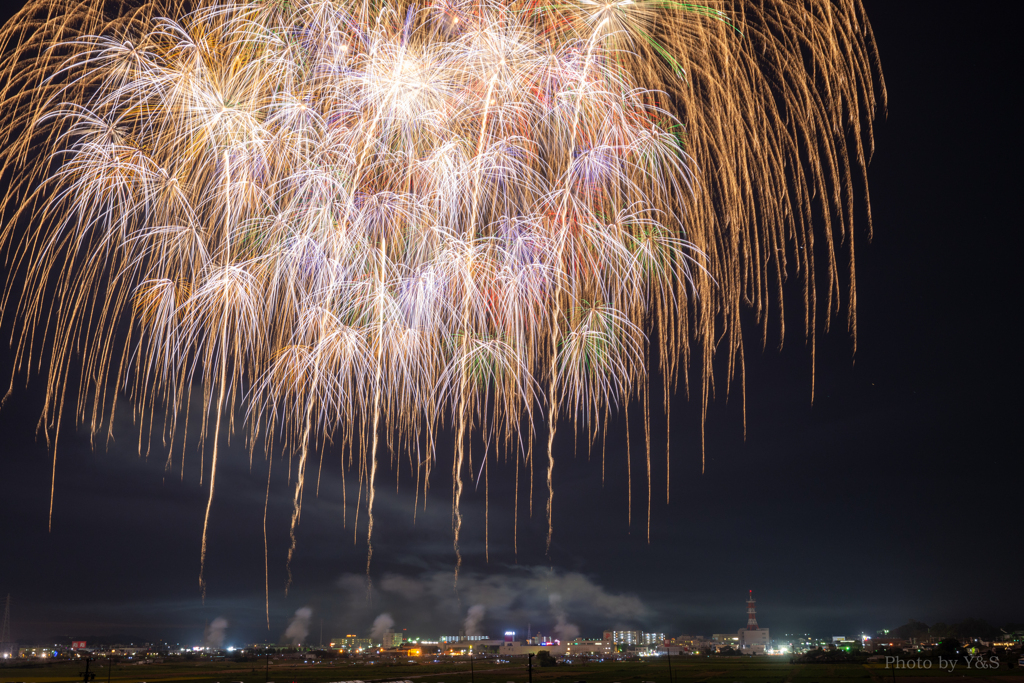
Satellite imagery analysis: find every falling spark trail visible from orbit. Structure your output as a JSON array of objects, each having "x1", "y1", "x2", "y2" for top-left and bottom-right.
[
  {"x1": 367, "y1": 238, "x2": 386, "y2": 580},
  {"x1": 285, "y1": 404, "x2": 312, "y2": 595},
  {"x1": 264, "y1": 455, "x2": 272, "y2": 629},
  {"x1": 200, "y1": 335, "x2": 228, "y2": 600}
]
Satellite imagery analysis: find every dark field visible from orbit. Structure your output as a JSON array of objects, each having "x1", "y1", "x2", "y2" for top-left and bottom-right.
[{"x1": 2, "y1": 658, "x2": 1022, "y2": 683}]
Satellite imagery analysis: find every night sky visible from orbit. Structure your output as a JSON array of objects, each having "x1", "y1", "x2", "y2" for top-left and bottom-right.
[{"x1": 0, "y1": 0, "x2": 1020, "y2": 648}]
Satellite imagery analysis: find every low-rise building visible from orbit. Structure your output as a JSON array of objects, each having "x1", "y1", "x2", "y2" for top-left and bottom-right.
[
  {"x1": 498, "y1": 641, "x2": 567, "y2": 657},
  {"x1": 674, "y1": 635, "x2": 707, "y2": 652},
  {"x1": 739, "y1": 628, "x2": 769, "y2": 654},
  {"x1": 712, "y1": 633, "x2": 740, "y2": 649},
  {"x1": 329, "y1": 635, "x2": 373, "y2": 652},
  {"x1": 440, "y1": 635, "x2": 491, "y2": 644},
  {"x1": 868, "y1": 637, "x2": 909, "y2": 651},
  {"x1": 565, "y1": 639, "x2": 614, "y2": 656}
]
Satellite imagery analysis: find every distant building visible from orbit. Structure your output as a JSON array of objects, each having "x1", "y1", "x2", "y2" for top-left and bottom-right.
[
  {"x1": 603, "y1": 630, "x2": 641, "y2": 645},
  {"x1": 739, "y1": 629, "x2": 768, "y2": 653},
  {"x1": 712, "y1": 633, "x2": 740, "y2": 650},
  {"x1": 440, "y1": 635, "x2": 490, "y2": 643},
  {"x1": 994, "y1": 631, "x2": 1024, "y2": 647},
  {"x1": 602, "y1": 630, "x2": 659, "y2": 647},
  {"x1": 675, "y1": 635, "x2": 707, "y2": 652},
  {"x1": 329, "y1": 635, "x2": 372, "y2": 652},
  {"x1": 599, "y1": 630, "x2": 665, "y2": 652},
  {"x1": 565, "y1": 639, "x2": 614, "y2": 656},
  {"x1": 441, "y1": 638, "x2": 502, "y2": 654},
  {"x1": 832, "y1": 637, "x2": 860, "y2": 652},
  {"x1": 868, "y1": 637, "x2": 909, "y2": 651},
  {"x1": 498, "y1": 641, "x2": 567, "y2": 657},
  {"x1": 737, "y1": 592, "x2": 769, "y2": 654},
  {"x1": 382, "y1": 629, "x2": 403, "y2": 648}
]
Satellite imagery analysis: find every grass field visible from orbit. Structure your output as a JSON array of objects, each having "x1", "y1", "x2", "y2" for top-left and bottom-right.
[{"x1": 2, "y1": 657, "x2": 1022, "y2": 683}]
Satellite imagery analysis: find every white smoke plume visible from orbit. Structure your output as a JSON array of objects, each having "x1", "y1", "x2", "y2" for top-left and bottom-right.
[
  {"x1": 370, "y1": 612, "x2": 395, "y2": 642},
  {"x1": 283, "y1": 606, "x2": 312, "y2": 645},
  {"x1": 464, "y1": 604, "x2": 486, "y2": 636},
  {"x1": 549, "y1": 594, "x2": 580, "y2": 641},
  {"x1": 204, "y1": 617, "x2": 228, "y2": 649}
]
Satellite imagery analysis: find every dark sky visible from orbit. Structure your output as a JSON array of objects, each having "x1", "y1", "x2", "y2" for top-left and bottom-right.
[{"x1": 0, "y1": 0, "x2": 1020, "y2": 648}]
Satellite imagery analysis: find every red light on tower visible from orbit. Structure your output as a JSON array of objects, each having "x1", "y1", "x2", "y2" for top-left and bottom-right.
[{"x1": 746, "y1": 591, "x2": 758, "y2": 630}]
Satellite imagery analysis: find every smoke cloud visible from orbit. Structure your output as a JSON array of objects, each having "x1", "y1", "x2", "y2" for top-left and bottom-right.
[
  {"x1": 549, "y1": 594, "x2": 580, "y2": 641},
  {"x1": 336, "y1": 566, "x2": 647, "y2": 637},
  {"x1": 379, "y1": 574, "x2": 422, "y2": 601},
  {"x1": 283, "y1": 606, "x2": 313, "y2": 645},
  {"x1": 464, "y1": 604, "x2": 486, "y2": 636},
  {"x1": 370, "y1": 612, "x2": 395, "y2": 642},
  {"x1": 204, "y1": 617, "x2": 228, "y2": 649}
]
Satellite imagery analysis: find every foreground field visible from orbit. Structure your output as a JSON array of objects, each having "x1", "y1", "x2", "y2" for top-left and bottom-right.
[{"x1": 2, "y1": 658, "x2": 1022, "y2": 683}]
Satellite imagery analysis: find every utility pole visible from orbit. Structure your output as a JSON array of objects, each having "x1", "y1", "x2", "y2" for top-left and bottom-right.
[
  {"x1": 265, "y1": 649, "x2": 270, "y2": 683},
  {"x1": 0, "y1": 594, "x2": 10, "y2": 658},
  {"x1": 527, "y1": 652, "x2": 534, "y2": 683},
  {"x1": 107, "y1": 655, "x2": 117, "y2": 683},
  {"x1": 666, "y1": 649, "x2": 673, "y2": 683},
  {"x1": 80, "y1": 658, "x2": 96, "y2": 683},
  {"x1": 470, "y1": 651, "x2": 474, "y2": 683}
]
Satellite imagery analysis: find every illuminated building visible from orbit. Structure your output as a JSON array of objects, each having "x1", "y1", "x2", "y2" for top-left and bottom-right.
[
  {"x1": 439, "y1": 635, "x2": 490, "y2": 643},
  {"x1": 329, "y1": 635, "x2": 372, "y2": 652},
  {"x1": 603, "y1": 630, "x2": 641, "y2": 645},
  {"x1": 565, "y1": 639, "x2": 615, "y2": 656}
]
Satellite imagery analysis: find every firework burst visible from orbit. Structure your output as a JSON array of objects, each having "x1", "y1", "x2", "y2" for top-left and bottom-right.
[{"x1": 0, "y1": 0, "x2": 884, "y2": 607}]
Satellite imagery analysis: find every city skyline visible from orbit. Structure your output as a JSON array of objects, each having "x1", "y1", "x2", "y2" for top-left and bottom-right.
[{"x1": 2, "y1": 582, "x2": 1018, "y2": 649}]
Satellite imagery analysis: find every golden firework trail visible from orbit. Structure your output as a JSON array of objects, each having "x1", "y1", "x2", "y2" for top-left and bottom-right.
[{"x1": 0, "y1": 0, "x2": 884, "y2": 596}]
